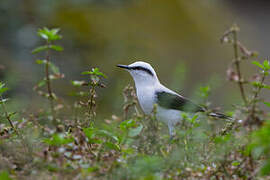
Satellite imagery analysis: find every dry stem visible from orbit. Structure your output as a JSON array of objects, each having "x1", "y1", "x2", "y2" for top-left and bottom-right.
[
  {"x1": 45, "y1": 42, "x2": 56, "y2": 122},
  {"x1": 232, "y1": 25, "x2": 247, "y2": 105}
]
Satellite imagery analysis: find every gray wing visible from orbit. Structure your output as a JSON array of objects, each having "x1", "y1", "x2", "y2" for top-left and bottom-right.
[{"x1": 155, "y1": 91, "x2": 205, "y2": 113}]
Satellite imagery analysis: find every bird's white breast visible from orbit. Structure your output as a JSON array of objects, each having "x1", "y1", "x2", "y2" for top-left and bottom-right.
[{"x1": 136, "y1": 85, "x2": 155, "y2": 115}]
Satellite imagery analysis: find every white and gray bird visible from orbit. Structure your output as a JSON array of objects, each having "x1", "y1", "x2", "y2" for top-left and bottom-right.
[{"x1": 117, "y1": 61, "x2": 231, "y2": 137}]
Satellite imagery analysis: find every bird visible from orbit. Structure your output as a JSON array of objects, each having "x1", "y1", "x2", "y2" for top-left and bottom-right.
[{"x1": 117, "y1": 61, "x2": 231, "y2": 138}]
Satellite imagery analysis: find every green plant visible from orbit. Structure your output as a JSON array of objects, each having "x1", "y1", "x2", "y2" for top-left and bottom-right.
[
  {"x1": 0, "y1": 82, "x2": 18, "y2": 136},
  {"x1": 71, "y1": 67, "x2": 106, "y2": 126},
  {"x1": 32, "y1": 27, "x2": 64, "y2": 123}
]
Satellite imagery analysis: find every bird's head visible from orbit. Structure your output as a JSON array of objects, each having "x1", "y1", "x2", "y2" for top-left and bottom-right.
[{"x1": 117, "y1": 61, "x2": 159, "y2": 86}]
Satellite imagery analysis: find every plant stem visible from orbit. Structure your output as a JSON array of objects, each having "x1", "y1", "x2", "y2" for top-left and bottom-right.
[
  {"x1": 249, "y1": 73, "x2": 266, "y2": 119},
  {"x1": 232, "y1": 26, "x2": 247, "y2": 105},
  {"x1": 0, "y1": 95, "x2": 32, "y2": 156},
  {"x1": 87, "y1": 83, "x2": 96, "y2": 126},
  {"x1": 45, "y1": 42, "x2": 55, "y2": 123},
  {"x1": 0, "y1": 95, "x2": 19, "y2": 136}
]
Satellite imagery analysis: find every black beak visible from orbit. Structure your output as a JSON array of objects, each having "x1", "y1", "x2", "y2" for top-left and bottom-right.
[{"x1": 117, "y1": 64, "x2": 130, "y2": 70}]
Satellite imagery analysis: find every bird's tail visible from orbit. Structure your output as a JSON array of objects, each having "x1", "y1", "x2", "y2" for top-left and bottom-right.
[{"x1": 208, "y1": 112, "x2": 233, "y2": 120}]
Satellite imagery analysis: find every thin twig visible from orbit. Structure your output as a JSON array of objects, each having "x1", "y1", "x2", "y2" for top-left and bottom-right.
[
  {"x1": 45, "y1": 42, "x2": 55, "y2": 122},
  {"x1": 1, "y1": 95, "x2": 19, "y2": 136},
  {"x1": 87, "y1": 84, "x2": 96, "y2": 125},
  {"x1": 232, "y1": 25, "x2": 247, "y2": 105},
  {"x1": 1, "y1": 95, "x2": 32, "y2": 157},
  {"x1": 249, "y1": 72, "x2": 266, "y2": 120}
]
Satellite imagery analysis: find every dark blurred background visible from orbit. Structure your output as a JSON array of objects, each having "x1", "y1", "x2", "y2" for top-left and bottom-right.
[{"x1": 0, "y1": 0, "x2": 269, "y2": 119}]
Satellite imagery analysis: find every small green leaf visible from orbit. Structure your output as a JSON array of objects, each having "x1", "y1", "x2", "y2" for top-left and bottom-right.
[
  {"x1": 83, "y1": 166, "x2": 99, "y2": 173},
  {"x1": 71, "y1": 80, "x2": 86, "y2": 87},
  {"x1": 37, "y1": 27, "x2": 49, "y2": 40},
  {"x1": 252, "y1": 61, "x2": 264, "y2": 69},
  {"x1": 8, "y1": 112, "x2": 16, "y2": 118},
  {"x1": 83, "y1": 127, "x2": 96, "y2": 139},
  {"x1": 96, "y1": 130, "x2": 119, "y2": 142},
  {"x1": 263, "y1": 84, "x2": 270, "y2": 90},
  {"x1": 0, "y1": 87, "x2": 8, "y2": 95},
  {"x1": 0, "y1": 82, "x2": 5, "y2": 89},
  {"x1": 50, "y1": 28, "x2": 60, "y2": 35},
  {"x1": 35, "y1": 60, "x2": 60, "y2": 74},
  {"x1": 37, "y1": 27, "x2": 62, "y2": 42},
  {"x1": 37, "y1": 80, "x2": 46, "y2": 88},
  {"x1": 104, "y1": 142, "x2": 120, "y2": 151},
  {"x1": 261, "y1": 160, "x2": 270, "y2": 175},
  {"x1": 50, "y1": 45, "x2": 63, "y2": 52},
  {"x1": 81, "y1": 71, "x2": 91, "y2": 75},
  {"x1": 0, "y1": 171, "x2": 13, "y2": 180},
  {"x1": 43, "y1": 133, "x2": 74, "y2": 146},
  {"x1": 36, "y1": 59, "x2": 46, "y2": 64},
  {"x1": 232, "y1": 161, "x2": 240, "y2": 166},
  {"x1": 128, "y1": 124, "x2": 143, "y2": 137},
  {"x1": 49, "y1": 62, "x2": 60, "y2": 74},
  {"x1": 119, "y1": 119, "x2": 136, "y2": 131},
  {"x1": 81, "y1": 68, "x2": 107, "y2": 78},
  {"x1": 263, "y1": 60, "x2": 270, "y2": 70},
  {"x1": 32, "y1": 45, "x2": 49, "y2": 54},
  {"x1": 189, "y1": 114, "x2": 199, "y2": 124},
  {"x1": 199, "y1": 85, "x2": 210, "y2": 98},
  {"x1": 264, "y1": 102, "x2": 270, "y2": 108},
  {"x1": 252, "y1": 81, "x2": 264, "y2": 88}
]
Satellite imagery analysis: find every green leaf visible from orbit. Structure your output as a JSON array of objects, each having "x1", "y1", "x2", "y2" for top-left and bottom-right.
[
  {"x1": 37, "y1": 27, "x2": 62, "y2": 42},
  {"x1": 0, "y1": 82, "x2": 5, "y2": 89},
  {"x1": 232, "y1": 161, "x2": 240, "y2": 166},
  {"x1": 36, "y1": 59, "x2": 46, "y2": 64},
  {"x1": 37, "y1": 80, "x2": 46, "y2": 88},
  {"x1": 189, "y1": 114, "x2": 199, "y2": 124},
  {"x1": 261, "y1": 160, "x2": 270, "y2": 175},
  {"x1": 81, "y1": 71, "x2": 91, "y2": 75},
  {"x1": 96, "y1": 130, "x2": 119, "y2": 142},
  {"x1": 104, "y1": 142, "x2": 120, "y2": 151},
  {"x1": 0, "y1": 87, "x2": 8, "y2": 95},
  {"x1": 32, "y1": 45, "x2": 63, "y2": 54},
  {"x1": 50, "y1": 45, "x2": 63, "y2": 52},
  {"x1": 0, "y1": 171, "x2": 13, "y2": 180},
  {"x1": 35, "y1": 60, "x2": 60, "y2": 74},
  {"x1": 263, "y1": 60, "x2": 270, "y2": 70},
  {"x1": 252, "y1": 81, "x2": 264, "y2": 88},
  {"x1": 82, "y1": 167, "x2": 99, "y2": 173},
  {"x1": 264, "y1": 102, "x2": 270, "y2": 108},
  {"x1": 71, "y1": 80, "x2": 86, "y2": 87},
  {"x1": 49, "y1": 62, "x2": 60, "y2": 74},
  {"x1": 32, "y1": 45, "x2": 49, "y2": 54},
  {"x1": 43, "y1": 133, "x2": 74, "y2": 146},
  {"x1": 81, "y1": 68, "x2": 107, "y2": 78},
  {"x1": 119, "y1": 119, "x2": 136, "y2": 131},
  {"x1": 83, "y1": 127, "x2": 96, "y2": 139},
  {"x1": 263, "y1": 84, "x2": 270, "y2": 90},
  {"x1": 128, "y1": 124, "x2": 143, "y2": 137},
  {"x1": 252, "y1": 61, "x2": 264, "y2": 69},
  {"x1": 8, "y1": 112, "x2": 16, "y2": 118},
  {"x1": 199, "y1": 85, "x2": 210, "y2": 98}
]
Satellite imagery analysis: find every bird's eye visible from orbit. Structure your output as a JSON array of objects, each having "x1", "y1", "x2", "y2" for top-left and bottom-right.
[{"x1": 131, "y1": 66, "x2": 153, "y2": 76}]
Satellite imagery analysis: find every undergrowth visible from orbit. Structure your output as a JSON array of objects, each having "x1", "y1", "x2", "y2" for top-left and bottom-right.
[{"x1": 0, "y1": 25, "x2": 270, "y2": 179}]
